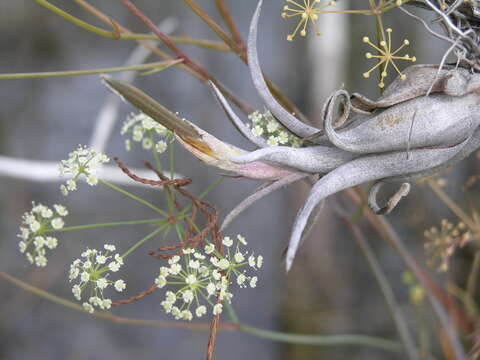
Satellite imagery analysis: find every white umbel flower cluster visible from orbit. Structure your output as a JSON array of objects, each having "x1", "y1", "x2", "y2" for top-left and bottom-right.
[
  {"x1": 248, "y1": 109, "x2": 302, "y2": 147},
  {"x1": 69, "y1": 244, "x2": 126, "y2": 313},
  {"x1": 121, "y1": 112, "x2": 171, "y2": 153},
  {"x1": 17, "y1": 203, "x2": 68, "y2": 267},
  {"x1": 156, "y1": 234, "x2": 262, "y2": 321},
  {"x1": 58, "y1": 145, "x2": 109, "y2": 196}
]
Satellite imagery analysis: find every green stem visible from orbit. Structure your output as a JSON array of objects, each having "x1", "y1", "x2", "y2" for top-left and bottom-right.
[
  {"x1": 34, "y1": 0, "x2": 229, "y2": 51},
  {"x1": 238, "y1": 324, "x2": 402, "y2": 352},
  {"x1": 429, "y1": 181, "x2": 476, "y2": 230},
  {"x1": 48, "y1": 219, "x2": 167, "y2": 233},
  {"x1": 0, "y1": 60, "x2": 181, "y2": 80},
  {"x1": 224, "y1": 302, "x2": 239, "y2": 324},
  {"x1": 467, "y1": 250, "x2": 480, "y2": 298},
  {"x1": 99, "y1": 179, "x2": 169, "y2": 217},
  {"x1": 348, "y1": 222, "x2": 419, "y2": 360},
  {"x1": 121, "y1": 225, "x2": 168, "y2": 258},
  {"x1": 0, "y1": 271, "x2": 233, "y2": 330},
  {"x1": 179, "y1": 177, "x2": 224, "y2": 217}
]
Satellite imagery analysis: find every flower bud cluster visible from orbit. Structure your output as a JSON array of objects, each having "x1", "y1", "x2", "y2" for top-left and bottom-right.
[
  {"x1": 69, "y1": 244, "x2": 126, "y2": 313},
  {"x1": 58, "y1": 145, "x2": 109, "y2": 196},
  {"x1": 121, "y1": 112, "x2": 171, "y2": 153},
  {"x1": 155, "y1": 234, "x2": 262, "y2": 321},
  {"x1": 17, "y1": 203, "x2": 68, "y2": 267},
  {"x1": 248, "y1": 110, "x2": 302, "y2": 147}
]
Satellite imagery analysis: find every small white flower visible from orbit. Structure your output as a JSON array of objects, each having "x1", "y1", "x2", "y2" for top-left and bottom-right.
[
  {"x1": 114, "y1": 254, "x2": 124, "y2": 265},
  {"x1": 205, "y1": 244, "x2": 215, "y2": 254},
  {"x1": 83, "y1": 302, "x2": 94, "y2": 314},
  {"x1": 29, "y1": 221, "x2": 41, "y2": 233},
  {"x1": 104, "y1": 244, "x2": 116, "y2": 251},
  {"x1": 213, "y1": 303, "x2": 223, "y2": 315},
  {"x1": 45, "y1": 237, "x2": 58, "y2": 249},
  {"x1": 108, "y1": 262, "x2": 121, "y2": 272},
  {"x1": 206, "y1": 282, "x2": 216, "y2": 296},
  {"x1": 183, "y1": 248, "x2": 195, "y2": 254},
  {"x1": 185, "y1": 274, "x2": 197, "y2": 285},
  {"x1": 41, "y1": 208, "x2": 53, "y2": 218},
  {"x1": 257, "y1": 256, "x2": 264, "y2": 268},
  {"x1": 251, "y1": 126, "x2": 264, "y2": 137},
  {"x1": 188, "y1": 260, "x2": 200, "y2": 269},
  {"x1": 35, "y1": 255, "x2": 47, "y2": 267},
  {"x1": 266, "y1": 120, "x2": 279, "y2": 133},
  {"x1": 182, "y1": 290, "x2": 194, "y2": 303},
  {"x1": 217, "y1": 258, "x2": 230, "y2": 270},
  {"x1": 181, "y1": 310, "x2": 193, "y2": 321},
  {"x1": 267, "y1": 136, "x2": 279, "y2": 147},
  {"x1": 156, "y1": 140, "x2": 168, "y2": 154},
  {"x1": 169, "y1": 256, "x2": 180, "y2": 264},
  {"x1": 237, "y1": 235, "x2": 247, "y2": 245},
  {"x1": 155, "y1": 276, "x2": 167, "y2": 288},
  {"x1": 96, "y1": 278, "x2": 108, "y2": 289},
  {"x1": 248, "y1": 255, "x2": 256, "y2": 268},
  {"x1": 250, "y1": 276, "x2": 258, "y2": 288},
  {"x1": 96, "y1": 255, "x2": 107, "y2": 264},
  {"x1": 169, "y1": 263, "x2": 182, "y2": 275},
  {"x1": 222, "y1": 237, "x2": 233, "y2": 247},
  {"x1": 165, "y1": 291, "x2": 176, "y2": 303},
  {"x1": 114, "y1": 279, "x2": 126, "y2": 292},
  {"x1": 72, "y1": 285, "x2": 82, "y2": 300},
  {"x1": 237, "y1": 274, "x2": 246, "y2": 286},
  {"x1": 159, "y1": 266, "x2": 169, "y2": 277},
  {"x1": 19, "y1": 241, "x2": 27, "y2": 253},
  {"x1": 234, "y1": 252, "x2": 245, "y2": 263},
  {"x1": 196, "y1": 306, "x2": 207, "y2": 318}
]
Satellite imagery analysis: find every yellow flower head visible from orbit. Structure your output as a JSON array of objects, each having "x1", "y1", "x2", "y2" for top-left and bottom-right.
[
  {"x1": 362, "y1": 28, "x2": 416, "y2": 88},
  {"x1": 281, "y1": 0, "x2": 336, "y2": 41}
]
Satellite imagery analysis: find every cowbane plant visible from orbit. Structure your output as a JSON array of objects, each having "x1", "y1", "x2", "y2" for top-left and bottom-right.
[{"x1": 8, "y1": 1, "x2": 480, "y2": 359}]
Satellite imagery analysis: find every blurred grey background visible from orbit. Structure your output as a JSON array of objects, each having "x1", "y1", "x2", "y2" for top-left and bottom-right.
[{"x1": 0, "y1": 1, "x2": 475, "y2": 359}]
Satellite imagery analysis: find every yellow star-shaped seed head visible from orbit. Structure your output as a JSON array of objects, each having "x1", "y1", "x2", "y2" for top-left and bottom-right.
[
  {"x1": 362, "y1": 28, "x2": 416, "y2": 88},
  {"x1": 281, "y1": 0, "x2": 336, "y2": 41}
]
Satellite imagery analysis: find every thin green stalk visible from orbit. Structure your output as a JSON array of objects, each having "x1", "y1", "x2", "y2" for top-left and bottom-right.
[
  {"x1": 224, "y1": 302, "x2": 240, "y2": 324},
  {"x1": 34, "y1": 0, "x2": 229, "y2": 51},
  {"x1": 122, "y1": 225, "x2": 167, "y2": 258},
  {"x1": 238, "y1": 324, "x2": 402, "y2": 352},
  {"x1": 429, "y1": 181, "x2": 476, "y2": 230},
  {"x1": 467, "y1": 250, "x2": 480, "y2": 298},
  {"x1": 0, "y1": 271, "x2": 234, "y2": 330},
  {"x1": 0, "y1": 60, "x2": 181, "y2": 80},
  {"x1": 348, "y1": 221, "x2": 420, "y2": 360},
  {"x1": 99, "y1": 179, "x2": 169, "y2": 217},
  {"x1": 49, "y1": 219, "x2": 167, "y2": 233}
]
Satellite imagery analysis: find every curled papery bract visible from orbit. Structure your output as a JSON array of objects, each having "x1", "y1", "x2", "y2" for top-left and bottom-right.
[
  {"x1": 285, "y1": 139, "x2": 469, "y2": 270},
  {"x1": 248, "y1": 0, "x2": 322, "y2": 140},
  {"x1": 175, "y1": 121, "x2": 300, "y2": 180},
  {"x1": 324, "y1": 91, "x2": 480, "y2": 154},
  {"x1": 231, "y1": 145, "x2": 358, "y2": 174}
]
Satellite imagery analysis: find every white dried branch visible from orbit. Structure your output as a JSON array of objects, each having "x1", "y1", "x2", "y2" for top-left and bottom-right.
[{"x1": 0, "y1": 156, "x2": 180, "y2": 187}]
